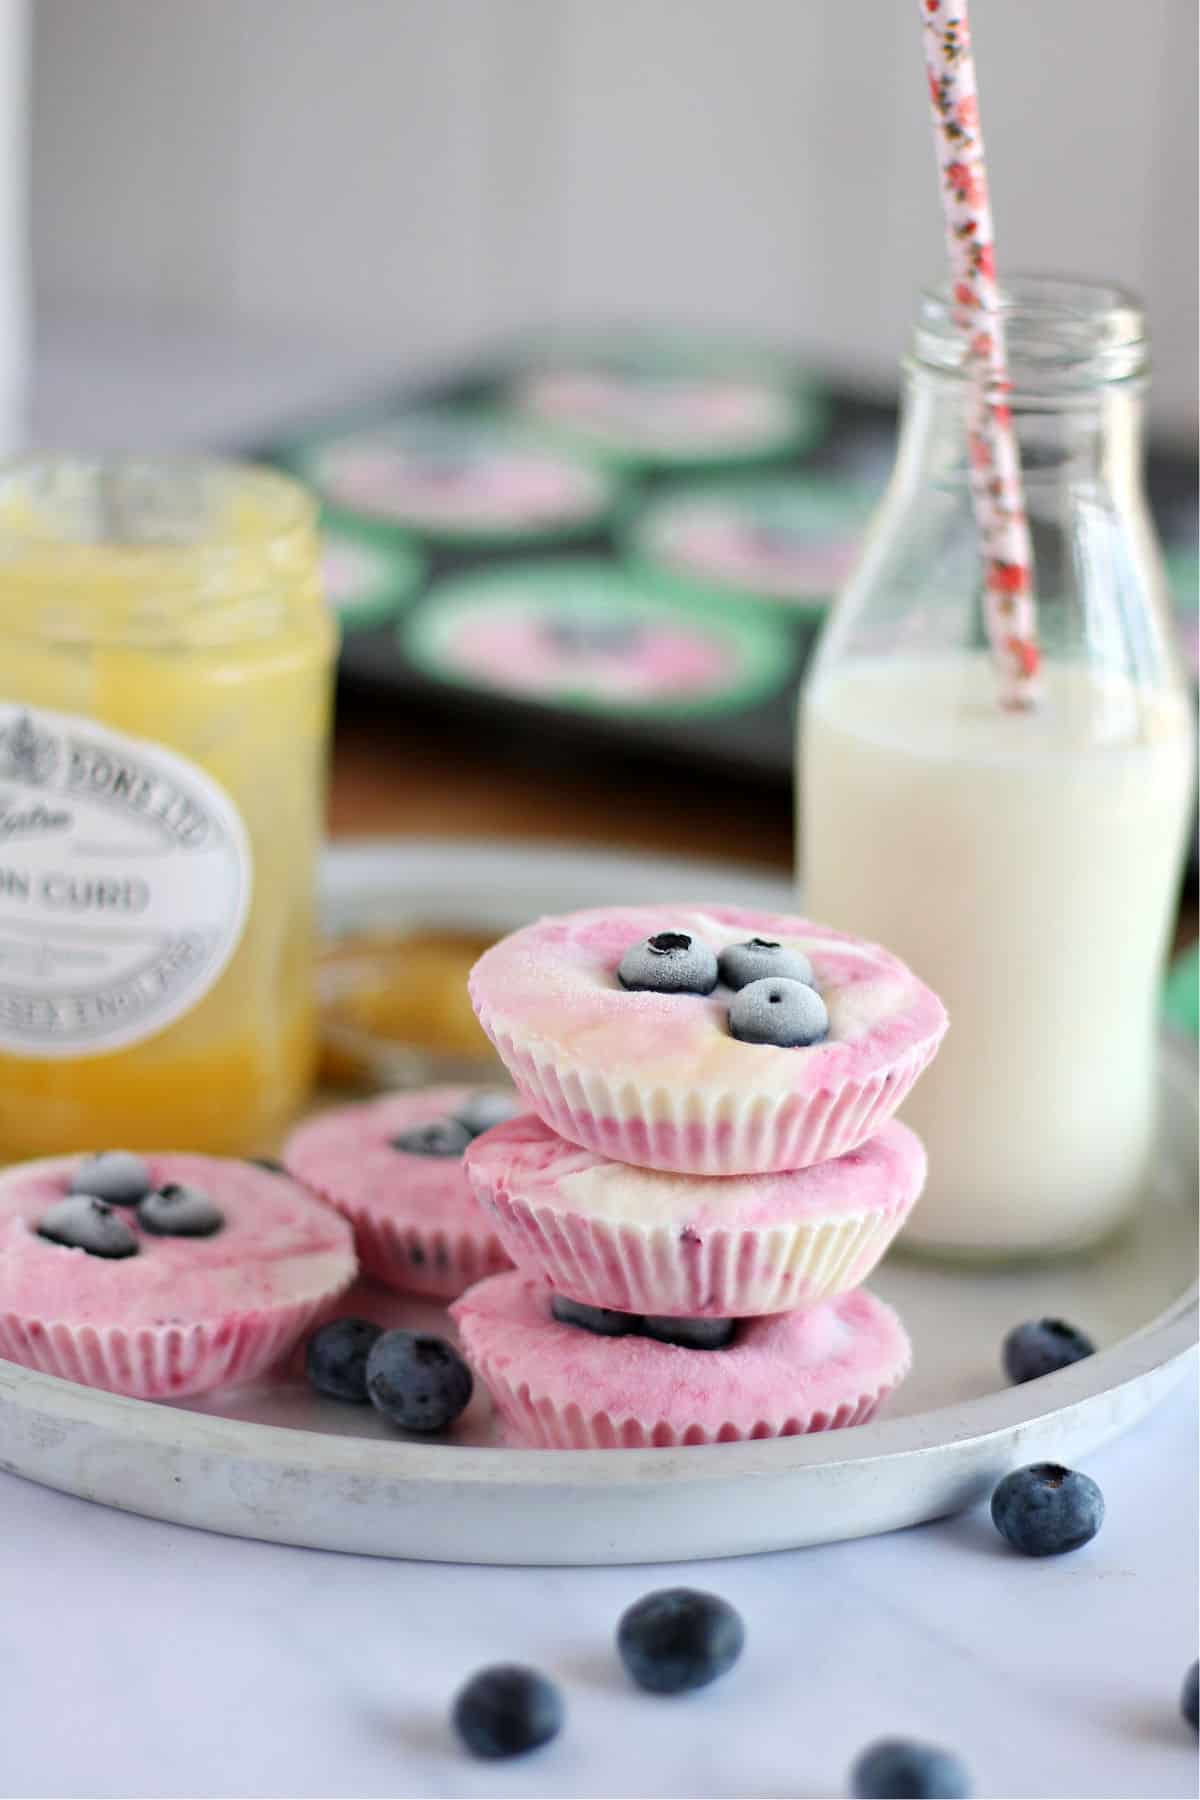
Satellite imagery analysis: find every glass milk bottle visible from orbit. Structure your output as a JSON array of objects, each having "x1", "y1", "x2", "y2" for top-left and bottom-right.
[{"x1": 801, "y1": 278, "x2": 1195, "y2": 1259}]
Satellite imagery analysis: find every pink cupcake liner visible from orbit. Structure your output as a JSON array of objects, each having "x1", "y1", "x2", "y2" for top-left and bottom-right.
[
  {"x1": 465, "y1": 1115, "x2": 925, "y2": 1316},
  {"x1": 344, "y1": 1205, "x2": 512, "y2": 1302},
  {"x1": 0, "y1": 1286, "x2": 347, "y2": 1401},
  {"x1": 452, "y1": 1273, "x2": 911, "y2": 1451},
  {"x1": 475, "y1": 1008, "x2": 939, "y2": 1177}
]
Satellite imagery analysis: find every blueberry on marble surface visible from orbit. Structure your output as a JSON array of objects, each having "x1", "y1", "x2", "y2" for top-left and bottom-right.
[
  {"x1": 1002, "y1": 1318, "x2": 1095, "y2": 1384},
  {"x1": 618, "y1": 931, "x2": 718, "y2": 996},
  {"x1": 138, "y1": 1184, "x2": 224, "y2": 1238},
  {"x1": 641, "y1": 1315, "x2": 736, "y2": 1350},
  {"x1": 68, "y1": 1151, "x2": 152, "y2": 1207},
  {"x1": 990, "y1": 1462, "x2": 1104, "y2": 1557},
  {"x1": 551, "y1": 1294, "x2": 641, "y2": 1336},
  {"x1": 1182, "y1": 1661, "x2": 1199, "y2": 1733},
  {"x1": 455, "y1": 1090, "x2": 520, "y2": 1138},
  {"x1": 727, "y1": 975, "x2": 828, "y2": 1047},
  {"x1": 390, "y1": 1119, "x2": 473, "y2": 1158},
  {"x1": 718, "y1": 937, "x2": 814, "y2": 991},
  {"x1": 850, "y1": 1736, "x2": 972, "y2": 1798},
  {"x1": 305, "y1": 1317, "x2": 384, "y2": 1404},
  {"x1": 365, "y1": 1330, "x2": 473, "y2": 1431},
  {"x1": 616, "y1": 1587, "x2": 744, "y2": 1694},
  {"x1": 37, "y1": 1195, "x2": 139, "y2": 1259},
  {"x1": 451, "y1": 1664, "x2": 564, "y2": 1760}
]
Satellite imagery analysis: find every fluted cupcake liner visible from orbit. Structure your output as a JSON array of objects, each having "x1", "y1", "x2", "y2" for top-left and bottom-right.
[
  {"x1": 474, "y1": 1002, "x2": 940, "y2": 1177},
  {"x1": 0, "y1": 1286, "x2": 348, "y2": 1401},
  {"x1": 473, "y1": 1188, "x2": 910, "y2": 1318},
  {"x1": 345, "y1": 1205, "x2": 512, "y2": 1301}
]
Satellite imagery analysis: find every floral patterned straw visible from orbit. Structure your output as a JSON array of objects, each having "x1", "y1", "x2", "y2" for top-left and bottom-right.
[{"x1": 921, "y1": 0, "x2": 1040, "y2": 707}]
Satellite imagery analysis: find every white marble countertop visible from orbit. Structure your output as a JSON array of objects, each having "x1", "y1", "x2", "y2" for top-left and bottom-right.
[{"x1": 0, "y1": 1366, "x2": 1194, "y2": 1800}]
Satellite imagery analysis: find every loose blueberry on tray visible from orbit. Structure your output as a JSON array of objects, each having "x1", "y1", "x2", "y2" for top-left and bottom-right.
[
  {"x1": 727, "y1": 975, "x2": 828, "y2": 1047},
  {"x1": 618, "y1": 931, "x2": 719, "y2": 995},
  {"x1": 1002, "y1": 1318, "x2": 1095, "y2": 1384},
  {"x1": 451, "y1": 1664, "x2": 564, "y2": 1760},
  {"x1": 990, "y1": 1462, "x2": 1104, "y2": 1557},
  {"x1": 365, "y1": 1329, "x2": 473, "y2": 1431},
  {"x1": 718, "y1": 937, "x2": 814, "y2": 991},
  {"x1": 305, "y1": 1318, "x2": 384, "y2": 1403},
  {"x1": 850, "y1": 1736, "x2": 972, "y2": 1798},
  {"x1": 36, "y1": 1194, "x2": 139, "y2": 1259},
  {"x1": 616, "y1": 1587, "x2": 745, "y2": 1694},
  {"x1": 68, "y1": 1151, "x2": 153, "y2": 1207}
]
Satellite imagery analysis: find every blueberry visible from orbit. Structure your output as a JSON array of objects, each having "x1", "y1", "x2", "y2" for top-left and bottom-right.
[
  {"x1": 850, "y1": 1737, "x2": 972, "y2": 1798},
  {"x1": 990, "y1": 1462, "x2": 1105, "y2": 1557},
  {"x1": 68, "y1": 1151, "x2": 152, "y2": 1207},
  {"x1": 305, "y1": 1317, "x2": 383, "y2": 1403},
  {"x1": 137, "y1": 1183, "x2": 224, "y2": 1238},
  {"x1": 718, "y1": 937, "x2": 814, "y2": 991},
  {"x1": 365, "y1": 1330, "x2": 473, "y2": 1431},
  {"x1": 1002, "y1": 1318, "x2": 1095, "y2": 1384},
  {"x1": 390, "y1": 1119, "x2": 472, "y2": 1158},
  {"x1": 1182, "y1": 1661, "x2": 1199, "y2": 1733},
  {"x1": 618, "y1": 931, "x2": 718, "y2": 996},
  {"x1": 37, "y1": 1195, "x2": 139, "y2": 1259},
  {"x1": 616, "y1": 1587, "x2": 744, "y2": 1694},
  {"x1": 451, "y1": 1664, "x2": 564, "y2": 1760},
  {"x1": 542, "y1": 613, "x2": 639, "y2": 656},
  {"x1": 247, "y1": 1156, "x2": 287, "y2": 1175},
  {"x1": 454, "y1": 1090, "x2": 519, "y2": 1138},
  {"x1": 551, "y1": 1293, "x2": 640, "y2": 1336},
  {"x1": 727, "y1": 975, "x2": 828, "y2": 1047},
  {"x1": 641, "y1": 1315, "x2": 736, "y2": 1350}
]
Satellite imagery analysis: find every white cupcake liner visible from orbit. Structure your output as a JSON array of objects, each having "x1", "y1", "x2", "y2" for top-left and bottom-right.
[
  {"x1": 475, "y1": 1001, "x2": 940, "y2": 1175},
  {"x1": 475, "y1": 1187, "x2": 911, "y2": 1317},
  {"x1": 0, "y1": 1286, "x2": 350, "y2": 1401},
  {"x1": 479, "y1": 1363, "x2": 898, "y2": 1450},
  {"x1": 347, "y1": 1206, "x2": 512, "y2": 1301}
]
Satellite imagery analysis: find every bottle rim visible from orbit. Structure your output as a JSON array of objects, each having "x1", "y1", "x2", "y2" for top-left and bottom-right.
[{"x1": 912, "y1": 273, "x2": 1147, "y2": 388}]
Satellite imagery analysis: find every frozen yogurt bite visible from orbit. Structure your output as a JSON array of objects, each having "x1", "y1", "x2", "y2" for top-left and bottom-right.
[
  {"x1": 0, "y1": 1152, "x2": 357, "y2": 1399},
  {"x1": 469, "y1": 905, "x2": 947, "y2": 1174},
  {"x1": 465, "y1": 1113, "x2": 926, "y2": 1317}
]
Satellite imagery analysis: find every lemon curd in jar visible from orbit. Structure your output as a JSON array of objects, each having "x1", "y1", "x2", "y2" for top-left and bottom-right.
[{"x1": 0, "y1": 457, "x2": 336, "y2": 1159}]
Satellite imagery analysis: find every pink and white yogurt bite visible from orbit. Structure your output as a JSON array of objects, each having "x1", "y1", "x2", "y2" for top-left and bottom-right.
[
  {"x1": 0, "y1": 1152, "x2": 357, "y2": 1400},
  {"x1": 468, "y1": 906, "x2": 947, "y2": 1176},
  {"x1": 451, "y1": 1272, "x2": 911, "y2": 1450},
  {"x1": 283, "y1": 1086, "x2": 519, "y2": 1300},
  {"x1": 464, "y1": 1113, "x2": 926, "y2": 1317}
]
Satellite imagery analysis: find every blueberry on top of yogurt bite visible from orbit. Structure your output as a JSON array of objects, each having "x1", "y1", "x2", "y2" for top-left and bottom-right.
[
  {"x1": 390, "y1": 1118, "x2": 473, "y2": 1158},
  {"x1": 138, "y1": 1183, "x2": 225, "y2": 1238},
  {"x1": 454, "y1": 1090, "x2": 519, "y2": 1138},
  {"x1": 37, "y1": 1194, "x2": 140, "y2": 1259},
  {"x1": 551, "y1": 1294, "x2": 640, "y2": 1337},
  {"x1": 718, "y1": 937, "x2": 814, "y2": 991},
  {"x1": 68, "y1": 1151, "x2": 152, "y2": 1208},
  {"x1": 727, "y1": 976, "x2": 828, "y2": 1047},
  {"x1": 618, "y1": 930, "x2": 719, "y2": 995}
]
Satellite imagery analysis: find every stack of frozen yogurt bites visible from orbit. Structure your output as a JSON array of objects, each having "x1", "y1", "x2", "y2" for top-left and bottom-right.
[{"x1": 451, "y1": 904, "x2": 948, "y2": 1448}]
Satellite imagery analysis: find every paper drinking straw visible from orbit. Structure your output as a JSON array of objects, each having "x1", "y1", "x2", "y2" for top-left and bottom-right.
[{"x1": 920, "y1": 0, "x2": 1040, "y2": 707}]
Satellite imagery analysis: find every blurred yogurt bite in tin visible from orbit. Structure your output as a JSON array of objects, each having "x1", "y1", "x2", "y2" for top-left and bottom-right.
[
  {"x1": 403, "y1": 560, "x2": 792, "y2": 719},
  {"x1": 289, "y1": 410, "x2": 619, "y2": 546},
  {"x1": 629, "y1": 473, "x2": 878, "y2": 613},
  {"x1": 505, "y1": 326, "x2": 828, "y2": 468},
  {"x1": 319, "y1": 525, "x2": 425, "y2": 632}
]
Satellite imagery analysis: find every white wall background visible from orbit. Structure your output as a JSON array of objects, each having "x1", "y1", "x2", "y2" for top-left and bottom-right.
[{"x1": 29, "y1": 0, "x2": 1199, "y2": 440}]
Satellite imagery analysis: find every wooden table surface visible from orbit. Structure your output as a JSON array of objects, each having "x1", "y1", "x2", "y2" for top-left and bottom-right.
[{"x1": 328, "y1": 697, "x2": 1198, "y2": 949}]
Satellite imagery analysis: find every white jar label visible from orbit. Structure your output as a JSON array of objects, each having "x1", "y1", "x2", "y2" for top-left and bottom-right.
[{"x1": 0, "y1": 705, "x2": 252, "y2": 1057}]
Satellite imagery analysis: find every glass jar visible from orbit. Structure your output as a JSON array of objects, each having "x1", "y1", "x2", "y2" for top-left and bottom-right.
[
  {"x1": 0, "y1": 456, "x2": 336, "y2": 1159},
  {"x1": 801, "y1": 277, "x2": 1195, "y2": 1260}
]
